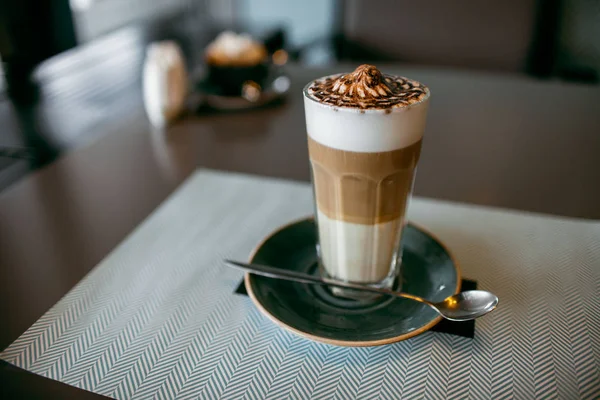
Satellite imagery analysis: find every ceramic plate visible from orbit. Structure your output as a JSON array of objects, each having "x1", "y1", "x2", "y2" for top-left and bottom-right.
[{"x1": 245, "y1": 218, "x2": 461, "y2": 347}]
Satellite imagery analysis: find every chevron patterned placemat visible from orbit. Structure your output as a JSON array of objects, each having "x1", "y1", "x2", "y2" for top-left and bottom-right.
[{"x1": 2, "y1": 169, "x2": 599, "y2": 399}]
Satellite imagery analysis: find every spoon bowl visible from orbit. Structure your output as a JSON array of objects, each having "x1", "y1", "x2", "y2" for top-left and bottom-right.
[{"x1": 434, "y1": 290, "x2": 499, "y2": 321}]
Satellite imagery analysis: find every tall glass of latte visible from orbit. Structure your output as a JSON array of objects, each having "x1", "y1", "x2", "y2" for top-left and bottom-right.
[{"x1": 303, "y1": 65, "x2": 430, "y2": 292}]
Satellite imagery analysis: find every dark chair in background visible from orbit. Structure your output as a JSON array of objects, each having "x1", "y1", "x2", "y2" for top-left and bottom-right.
[
  {"x1": 341, "y1": 0, "x2": 540, "y2": 74},
  {"x1": 298, "y1": 0, "x2": 588, "y2": 81}
]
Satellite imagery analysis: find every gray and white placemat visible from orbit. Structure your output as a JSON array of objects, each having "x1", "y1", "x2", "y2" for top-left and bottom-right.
[{"x1": 2, "y1": 170, "x2": 599, "y2": 399}]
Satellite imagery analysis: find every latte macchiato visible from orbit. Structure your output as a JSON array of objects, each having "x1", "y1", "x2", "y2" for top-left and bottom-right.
[{"x1": 303, "y1": 65, "x2": 430, "y2": 289}]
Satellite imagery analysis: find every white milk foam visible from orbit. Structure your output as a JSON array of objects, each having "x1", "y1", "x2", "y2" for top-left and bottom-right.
[
  {"x1": 305, "y1": 86, "x2": 429, "y2": 283},
  {"x1": 303, "y1": 94, "x2": 429, "y2": 153}
]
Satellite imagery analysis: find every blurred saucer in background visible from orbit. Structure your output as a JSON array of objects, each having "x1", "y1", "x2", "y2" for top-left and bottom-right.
[{"x1": 197, "y1": 72, "x2": 290, "y2": 111}]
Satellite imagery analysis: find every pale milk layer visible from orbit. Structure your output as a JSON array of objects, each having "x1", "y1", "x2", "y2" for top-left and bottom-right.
[
  {"x1": 317, "y1": 209, "x2": 404, "y2": 283},
  {"x1": 304, "y1": 92, "x2": 429, "y2": 153}
]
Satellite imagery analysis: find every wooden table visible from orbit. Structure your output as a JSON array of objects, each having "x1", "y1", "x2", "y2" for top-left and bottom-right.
[{"x1": 1, "y1": 63, "x2": 599, "y2": 398}]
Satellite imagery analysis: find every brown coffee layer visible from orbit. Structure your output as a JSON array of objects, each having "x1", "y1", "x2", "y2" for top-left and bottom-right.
[{"x1": 308, "y1": 136, "x2": 422, "y2": 225}]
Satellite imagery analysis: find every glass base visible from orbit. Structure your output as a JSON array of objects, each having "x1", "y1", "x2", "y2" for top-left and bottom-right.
[{"x1": 319, "y1": 261, "x2": 402, "y2": 302}]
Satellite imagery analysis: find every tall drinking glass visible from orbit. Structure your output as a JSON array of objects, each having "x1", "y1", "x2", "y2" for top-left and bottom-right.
[{"x1": 303, "y1": 65, "x2": 430, "y2": 294}]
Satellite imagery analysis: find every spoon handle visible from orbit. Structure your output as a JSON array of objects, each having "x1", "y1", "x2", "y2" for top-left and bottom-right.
[{"x1": 225, "y1": 260, "x2": 432, "y2": 306}]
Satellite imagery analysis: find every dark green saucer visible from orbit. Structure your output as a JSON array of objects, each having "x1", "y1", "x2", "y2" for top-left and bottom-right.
[{"x1": 245, "y1": 218, "x2": 461, "y2": 347}]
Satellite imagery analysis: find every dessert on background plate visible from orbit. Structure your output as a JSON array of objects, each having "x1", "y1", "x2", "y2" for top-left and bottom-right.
[{"x1": 205, "y1": 31, "x2": 269, "y2": 96}]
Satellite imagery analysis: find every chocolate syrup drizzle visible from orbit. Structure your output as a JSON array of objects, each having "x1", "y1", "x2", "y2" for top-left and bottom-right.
[{"x1": 308, "y1": 65, "x2": 428, "y2": 110}]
